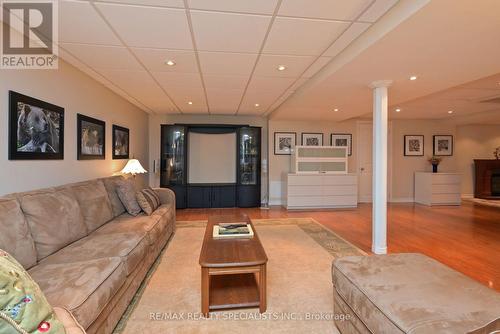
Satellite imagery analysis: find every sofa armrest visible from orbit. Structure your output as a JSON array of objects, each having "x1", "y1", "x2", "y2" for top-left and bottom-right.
[
  {"x1": 53, "y1": 307, "x2": 86, "y2": 334},
  {"x1": 153, "y1": 187, "x2": 176, "y2": 208}
]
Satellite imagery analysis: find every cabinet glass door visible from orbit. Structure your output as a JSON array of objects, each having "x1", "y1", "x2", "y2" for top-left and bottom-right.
[
  {"x1": 161, "y1": 126, "x2": 185, "y2": 186},
  {"x1": 239, "y1": 127, "x2": 260, "y2": 185}
]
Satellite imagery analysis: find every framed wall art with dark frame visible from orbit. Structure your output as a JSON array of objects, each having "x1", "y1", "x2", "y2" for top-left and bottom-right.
[
  {"x1": 8, "y1": 90, "x2": 65, "y2": 160},
  {"x1": 330, "y1": 133, "x2": 352, "y2": 156},
  {"x1": 301, "y1": 133, "x2": 323, "y2": 146},
  {"x1": 433, "y1": 135, "x2": 453, "y2": 156},
  {"x1": 112, "y1": 125, "x2": 130, "y2": 159},
  {"x1": 274, "y1": 132, "x2": 296, "y2": 155},
  {"x1": 77, "y1": 114, "x2": 106, "y2": 160},
  {"x1": 404, "y1": 135, "x2": 424, "y2": 156}
]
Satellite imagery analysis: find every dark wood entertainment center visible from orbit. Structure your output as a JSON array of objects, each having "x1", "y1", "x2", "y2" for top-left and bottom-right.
[
  {"x1": 474, "y1": 159, "x2": 500, "y2": 199},
  {"x1": 160, "y1": 124, "x2": 261, "y2": 209}
]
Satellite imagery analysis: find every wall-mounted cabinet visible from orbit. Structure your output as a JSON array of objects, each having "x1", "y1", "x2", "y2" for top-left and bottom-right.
[{"x1": 291, "y1": 146, "x2": 348, "y2": 174}]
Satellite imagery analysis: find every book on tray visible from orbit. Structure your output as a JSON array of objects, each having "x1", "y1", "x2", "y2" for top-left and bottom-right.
[{"x1": 213, "y1": 223, "x2": 254, "y2": 239}]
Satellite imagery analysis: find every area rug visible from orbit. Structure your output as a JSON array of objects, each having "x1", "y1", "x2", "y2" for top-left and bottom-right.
[
  {"x1": 464, "y1": 198, "x2": 500, "y2": 209},
  {"x1": 113, "y1": 218, "x2": 365, "y2": 334}
]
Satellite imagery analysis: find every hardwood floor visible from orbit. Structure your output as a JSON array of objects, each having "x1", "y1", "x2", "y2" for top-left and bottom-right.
[{"x1": 177, "y1": 201, "x2": 500, "y2": 292}]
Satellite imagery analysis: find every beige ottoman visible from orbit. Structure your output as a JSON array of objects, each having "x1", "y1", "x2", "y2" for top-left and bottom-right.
[{"x1": 332, "y1": 253, "x2": 500, "y2": 334}]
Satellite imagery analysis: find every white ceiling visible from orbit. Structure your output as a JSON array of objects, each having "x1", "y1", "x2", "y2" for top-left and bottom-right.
[{"x1": 54, "y1": 0, "x2": 399, "y2": 114}]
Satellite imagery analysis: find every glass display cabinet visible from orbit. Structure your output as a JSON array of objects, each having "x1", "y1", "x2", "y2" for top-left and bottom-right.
[
  {"x1": 237, "y1": 127, "x2": 261, "y2": 207},
  {"x1": 160, "y1": 125, "x2": 187, "y2": 208}
]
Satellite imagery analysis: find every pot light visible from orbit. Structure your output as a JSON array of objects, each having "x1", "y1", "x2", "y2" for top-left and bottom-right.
[
  {"x1": 254, "y1": 103, "x2": 260, "y2": 107},
  {"x1": 188, "y1": 101, "x2": 193, "y2": 105},
  {"x1": 333, "y1": 108, "x2": 339, "y2": 112},
  {"x1": 409, "y1": 75, "x2": 418, "y2": 81},
  {"x1": 165, "y1": 60, "x2": 176, "y2": 66},
  {"x1": 277, "y1": 65, "x2": 287, "y2": 71},
  {"x1": 395, "y1": 108, "x2": 401, "y2": 112},
  {"x1": 448, "y1": 110, "x2": 454, "y2": 114}
]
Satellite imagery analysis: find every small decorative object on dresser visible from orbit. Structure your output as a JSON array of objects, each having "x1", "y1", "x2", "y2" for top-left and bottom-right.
[
  {"x1": 433, "y1": 135, "x2": 453, "y2": 156},
  {"x1": 301, "y1": 133, "x2": 323, "y2": 146},
  {"x1": 404, "y1": 135, "x2": 424, "y2": 156},
  {"x1": 330, "y1": 133, "x2": 352, "y2": 156},
  {"x1": 112, "y1": 125, "x2": 129, "y2": 159},
  {"x1": 274, "y1": 132, "x2": 296, "y2": 155},
  {"x1": 428, "y1": 155, "x2": 443, "y2": 173},
  {"x1": 9, "y1": 91, "x2": 64, "y2": 160},
  {"x1": 77, "y1": 114, "x2": 105, "y2": 160}
]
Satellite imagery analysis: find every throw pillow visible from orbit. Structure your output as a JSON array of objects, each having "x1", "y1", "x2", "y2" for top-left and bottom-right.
[
  {"x1": 136, "y1": 188, "x2": 161, "y2": 216},
  {"x1": 0, "y1": 249, "x2": 66, "y2": 334},
  {"x1": 116, "y1": 179, "x2": 141, "y2": 216}
]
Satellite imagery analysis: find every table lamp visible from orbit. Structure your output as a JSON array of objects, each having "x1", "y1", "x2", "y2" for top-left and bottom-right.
[{"x1": 121, "y1": 159, "x2": 147, "y2": 177}]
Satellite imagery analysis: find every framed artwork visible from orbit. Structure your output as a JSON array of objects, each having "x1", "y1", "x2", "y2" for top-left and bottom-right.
[
  {"x1": 274, "y1": 132, "x2": 296, "y2": 155},
  {"x1": 8, "y1": 91, "x2": 64, "y2": 160},
  {"x1": 330, "y1": 133, "x2": 352, "y2": 156},
  {"x1": 112, "y1": 125, "x2": 130, "y2": 159},
  {"x1": 77, "y1": 114, "x2": 105, "y2": 160},
  {"x1": 404, "y1": 135, "x2": 424, "y2": 156},
  {"x1": 433, "y1": 135, "x2": 453, "y2": 156},
  {"x1": 302, "y1": 133, "x2": 323, "y2": 146}
]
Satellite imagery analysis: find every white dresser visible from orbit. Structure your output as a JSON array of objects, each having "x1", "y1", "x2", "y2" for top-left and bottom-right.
[
  {"x1": 284, "y1": 174, "x2": 358, "y2": 209},
  {"x1": 414, "y1": 172, "x2": 461, "y2": 206}
]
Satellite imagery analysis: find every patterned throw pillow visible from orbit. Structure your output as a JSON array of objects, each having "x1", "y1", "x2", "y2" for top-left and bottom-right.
[
  {"x1": 116, "y1": 179, "x2": 141, "y2": 216},
  {"x1": 136, "y1": 188, "x2": 161, "y2": 216},
  {"x1": 0, "y1": 249, "x2": 66, "y2": 334}
]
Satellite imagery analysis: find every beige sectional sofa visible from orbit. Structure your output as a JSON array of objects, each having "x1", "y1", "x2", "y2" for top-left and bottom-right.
[{"x1": 0, "y1": 176, "x2": 176, "y2": 334}]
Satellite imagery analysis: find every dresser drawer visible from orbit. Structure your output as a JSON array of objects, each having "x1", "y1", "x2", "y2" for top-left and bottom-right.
[
  {"x1": 432, "y1": 184, "x2": 461, "y2": 194},
  {"x1": 288, "y1": 185, "x2": 322, "y2": 196},
  {"x1": 322, "y1": 175, "x2": 357, "y2": 185},
  {"x1": 323, "y1": 185, "x2": 357, "y2": 196},
  {"x1": 287, "y1": 196, "x2": 323, "y2": 207},
  {"x1": 288, "y1": 175, "x2": 323, "y2": 186},
  {"x1": 322, "y1": 195, "x2": 358, "y2": 207},
  {"x1": 432, "y1": 174, "x2": 461, "y2": 185}
]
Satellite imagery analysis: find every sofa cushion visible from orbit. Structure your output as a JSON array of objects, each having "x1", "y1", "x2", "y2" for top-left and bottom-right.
[
  {"x1": 19, "y1": 188, "x2": 87, "y2": 261},
  {"x1": 29, "y1": 257, "x2": 126, "y2": 330},
  {"x1": 40, "y1": 231, "x2": 149, "y2": 276},
  {"x1": 66, "y1": 180, "x2": 113, "y2": 232},
  {"x1": 332, "y1": 253, "x2": 500, "y2": 334},
  {"x1": 116, "y1": 179, "x2": 141, "y2": 216},
  {"x1": 53, "y1": 307, "x2": 86, "y2": 334},
  {"x1": 101, "y1": 176, "x2": 126, "y2": 217},
  {"x1": 94, "y1": 213, "x2": 161, "y2": 246},
  {"x1": 0, "y1": 198, "x2": 37, "y2": 269},
  {"x1": 136, "y1": 188, "x2": 160, "y2": 215}
]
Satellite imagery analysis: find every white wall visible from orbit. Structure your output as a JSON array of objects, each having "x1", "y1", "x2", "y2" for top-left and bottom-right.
[
  {"x1": 148, "y1": 114, "x2": 268, "y2": 202},
  {"x1": 0, "y1": 60, "x2": 149, "y2": 195}
]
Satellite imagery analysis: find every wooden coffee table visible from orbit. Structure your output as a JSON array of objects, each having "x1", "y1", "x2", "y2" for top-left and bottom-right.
[{"x1": 199, "y1": 214, "x2": 268, "y2": 316}]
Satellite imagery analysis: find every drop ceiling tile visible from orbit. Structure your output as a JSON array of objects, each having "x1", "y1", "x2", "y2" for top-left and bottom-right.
[
  {"x1": 131, "y1": 48, "x2": 198, "y2": 72},
  {"x1": 61, "y1": 43, "x2": 142, "y2": 70},
  {"x1": 206, "y1": 89, "x2": 244, "y2": 114},
  {"x1": 95, "y1": 3, "x2": 193, "y2": 49},
  {"x1": 278, "y1": 0, "x2": 372, "y2": 21},
  {"x1": 188, "y1": 0, "x2": 278, "y2": 15},
  {"x1": 94, "y1": 0, "x2": 184, "y2": 8},
  {"x1": 152, "y1": 72, "x2": 204, "y2": 92},
  {"x1": 198, "y1": 52, "x2": 257, "y2": 76},
  {"x1": 254, "y1": 54, "x2": 315, "y2": 78},
  {"x1": 97, "y1": 69, "x2": 177, "y2": 112},
  {"x1": 203, "y1": 75, "x2": 250, "y2": 91},
  {"x1": 190, "y1": 11, "x2": 271, "y2": 53},
  {"x1": 302, "y1": 57, "x2": 331, "y2": 78},
  {"x1": 239, "y1": 90, "x2": 280, "y2": 113},
  {"x1": 171, "y1": 92, "x2": 208, "y2": 113},
  {"x1": 358, "y1": 0, "x2": 399, "y2": 22},
  {"x1": 263, "y1": 17, "x2": 350, "y2": 56},
  {"x1": 323, "y1": 22, "x2": 371, "y2": 57},
  {"x1": 247, "y1": 76, "x2": 297, "y2": 94},
  {"x1": 60, "y1": 0, "x2": 121, "y2": 45},
  {"x1": 289, "y1": 78, "x2": 309, "y2": 91}
]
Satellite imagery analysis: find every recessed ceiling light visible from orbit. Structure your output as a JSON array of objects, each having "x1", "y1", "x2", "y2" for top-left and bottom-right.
[
  {"x1": 165, "y1": 60, "x2": 176, "y2": 66},
  {"x1": 277, "y1": 65, "x2": 287, "y2": 71},
  {"x1": 409, "y1": 75, "x2": 418, "y2": 81},
  {"x1": 254, "y1": 103, "x2": 260, "y2": 107},
  {"x1": 448, "y1": 110, "x2": 454, "y2": 114},
  {"x1": 333, "y1": 108, "x2": 339, "y2": 112},
  {"x1": 188, "y1": 101, "x2": 193, "y2": 105},
  {"x1": 395, "y1": 108, "x2": 401, "y2": 112}
]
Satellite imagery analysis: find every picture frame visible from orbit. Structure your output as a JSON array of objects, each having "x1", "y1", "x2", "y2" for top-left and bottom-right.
[
  {"x1": 404, "y1": 135, "x2": 424, "y2": 156},
  {"x1": 112, "y1": 125, "x2": 130, "y2": 160},
  {"x1": 330, "y1": 133, "x2": 352, "y2": 156},
  {"x1": 433, "y1": 135, "x2": 453, "y2": 156},
  {"x1": 77, "y1": 114, "x2": 106, "y2": 160},
  {"x1": 8, "y1": 91, "x2": 64, "y2": 160},
  {"x1": 301, "y1": 133, "x2": 323, "y2": 146},
  {"x1": 274, "y1": 132, "x2": 296, "y2": 155}
]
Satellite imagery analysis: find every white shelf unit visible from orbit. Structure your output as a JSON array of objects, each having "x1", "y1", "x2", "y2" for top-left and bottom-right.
[
  {"x1": 284, "y1": 174, "x2": 358, "y2": 209},
  {"x1": 291, "y1": 146, "x2": 348, "y2": 174},
  {"x1": 414, "y1": 172, "x2": 461, "y2": 206}
]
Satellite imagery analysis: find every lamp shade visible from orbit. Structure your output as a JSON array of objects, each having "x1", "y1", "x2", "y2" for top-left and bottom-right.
[{"x1": 121, "y1": 159, "x2": 147, "y2": 176}]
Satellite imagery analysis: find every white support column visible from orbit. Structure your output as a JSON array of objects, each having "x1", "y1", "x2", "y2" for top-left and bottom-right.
[{"x1": 369, "y1": 80, "x2": 392, "y2": 255}]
